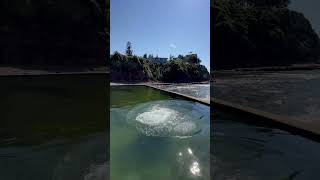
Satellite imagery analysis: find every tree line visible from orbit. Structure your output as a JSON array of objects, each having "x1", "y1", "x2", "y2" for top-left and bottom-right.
[
  {"x1": 234, "y1": 0, "x2": 290, "y2": 8},
  {"x1": 110, "y1": 51, "x2": 209, "y2": 83}
]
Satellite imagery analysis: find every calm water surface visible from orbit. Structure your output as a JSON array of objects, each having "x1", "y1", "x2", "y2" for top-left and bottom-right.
[
  {"x1": 212, "y1": 70, "x2": 320, "y2": 179},
  {"x1": 212, "y1": 110, "x2": 320, "y2": 180},
  {"x1": 110, "y1": 86, "x2": 210, "y2": 180},
  {"x1": 0, "y1": 75, "x2": 108, "y2": 180}
]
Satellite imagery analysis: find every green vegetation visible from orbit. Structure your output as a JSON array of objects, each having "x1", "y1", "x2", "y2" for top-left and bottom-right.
[
  {"x1": 0, "y1": 0, "x2": 108, "y2": 66},
  {"x1": 213, "y1": 0, "x2": 320, "y2": 69},
  {"x1": 110, "y1": 52, "x2": 209, "y2": 83},
  {"x1": 234, "y1": 0, "x2": 290, "y2": 8}
]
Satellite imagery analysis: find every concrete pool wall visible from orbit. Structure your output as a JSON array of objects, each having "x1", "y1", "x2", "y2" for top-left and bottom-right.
[
  {"x1": 146, "y1": 84, "x2": 210, "y2": 105},
  {"x1": 211, "y1": 97, "x2": 320, "y2": 141}
]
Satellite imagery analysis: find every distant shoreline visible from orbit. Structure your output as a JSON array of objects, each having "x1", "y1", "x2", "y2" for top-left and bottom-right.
[
  {"x1": 212, "y1": 63, "x2": 320, "y2": 74},
  {"x1": 0, "y1": 66, "x2": 108, "y2": 76}
]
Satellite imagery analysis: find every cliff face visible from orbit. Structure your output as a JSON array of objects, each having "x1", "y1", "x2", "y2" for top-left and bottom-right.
[
  {"x1": 0, "y1": 0, "x2": 108, "y2": 66},
  {"x1": 212, "y1": 0, "x2": 320, "y2": 69}
]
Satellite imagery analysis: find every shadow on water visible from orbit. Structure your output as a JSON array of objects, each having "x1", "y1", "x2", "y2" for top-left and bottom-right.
[
  {"x1": 0, "y1": 74, "x2": 109, "y2": 180},
  {"x1": 212, "y1": 109, "x2": 320, "y2": 180}
]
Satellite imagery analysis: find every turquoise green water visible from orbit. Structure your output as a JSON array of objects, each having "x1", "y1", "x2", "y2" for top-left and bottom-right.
[
  {"x1": 0, "y1": 75, "x2": 108, "y2": 180},
  {"x1": 110, "y1": 86, "x2": 210, "y2": 180}
]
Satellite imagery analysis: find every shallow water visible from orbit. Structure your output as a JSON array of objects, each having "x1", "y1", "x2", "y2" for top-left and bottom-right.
[
  {"x1": 161, "y1": 84, "x2": 210, "y2": 101},
  {"x1": 212, "y1": 110, "x2": 320, "y2": 180},
  {"x1": 0, "y1": 75, "x2": 108, "y2": 180},
  {"x1": 110, "y1": 86, "x2": 210, "y2": 180}
]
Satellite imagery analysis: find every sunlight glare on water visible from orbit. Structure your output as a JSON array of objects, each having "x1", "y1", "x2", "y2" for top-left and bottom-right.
[
  {"x1": 190, "y1": 161, "x2": 201, "y2": 176},
  {"x1": 176, "y1": 147, "x2": 202, "y2": 177}
]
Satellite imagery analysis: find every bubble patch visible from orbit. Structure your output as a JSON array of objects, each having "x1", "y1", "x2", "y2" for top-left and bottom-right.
[{"x1": 127, "y1": 100, "x2": 206, "y2": 137}]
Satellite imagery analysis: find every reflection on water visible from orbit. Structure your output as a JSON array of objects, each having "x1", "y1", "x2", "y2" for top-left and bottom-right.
[
  {"x1": 212, "y1": 110, "x2": 320, "y2": 180},
  {"x1": 0, "y1": 75, "x2": 108, "y2": 180},
  {"x1": 177, "y1": 147, "x2": 202, "y2": 177},
  {"x1": 110, "y1": 85, "x2": 169, "y2": 108},
  {"x1": 190, "y1": 161, "x2": 201, "y2": 176},
  {"x1": 0, "y1": 133, "x2": 107, "y2": 180},
  {"x1": 111, "y1": 86, "x2": 210, "y2": 180}
]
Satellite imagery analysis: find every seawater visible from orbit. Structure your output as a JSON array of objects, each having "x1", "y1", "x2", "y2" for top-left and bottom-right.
[
  {"x1": 110, "y1": 86, "x2": 210, "y2": 180},
  {"x1": 0, "y1": 75, "x2": 108, "y2": 180}
]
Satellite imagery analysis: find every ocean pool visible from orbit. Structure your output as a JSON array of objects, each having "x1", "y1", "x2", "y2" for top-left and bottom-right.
[{"x1": 110, "y1": 86, "x2": 210, "y2": 180}]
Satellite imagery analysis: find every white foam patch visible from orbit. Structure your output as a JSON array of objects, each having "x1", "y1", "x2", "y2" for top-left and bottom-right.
[
  {"x1": 136, "y1": 106, "x2": 178, "y2": 126},
  {"x1": 173, "y1": 122, "x2": 198, "y2": 136},
  {"x1": 127, "y1": 100, "x2": 205, "y2": 137}
]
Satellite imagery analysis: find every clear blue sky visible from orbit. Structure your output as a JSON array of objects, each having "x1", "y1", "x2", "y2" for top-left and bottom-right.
[{"x1": 111, "y1": 0, "x2": 210, "y2": 70}]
